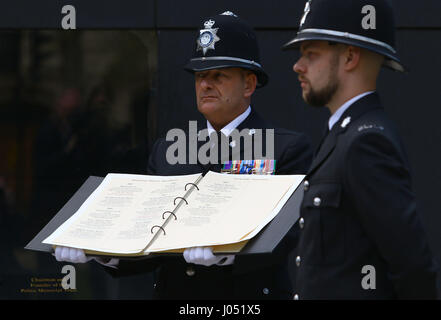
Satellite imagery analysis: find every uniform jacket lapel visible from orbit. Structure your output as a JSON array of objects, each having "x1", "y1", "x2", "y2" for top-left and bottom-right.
[
  {"x1": 307, "y1": 92, "x2": 383, "y2": 176},
  {"x1": 307, "y1": 122, "x2": 340, "y2": 175},
  {"x1": 235, "y1": 108, "x2": 268, "y2": 131}
]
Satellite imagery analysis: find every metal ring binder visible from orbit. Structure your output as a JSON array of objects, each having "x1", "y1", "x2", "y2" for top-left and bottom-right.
[
  {"x1": 151, "y1": 225, "x2": 166, "y2": 235},
  {"x1": 174, "y1": 196, "x2": 188, "y2": 205},
  {"x1": 162, "y1": 211, "x2": 177, "y2": 220},
  {"x1": 185, "y1": 182, "x2": 199, "y2": 191}
]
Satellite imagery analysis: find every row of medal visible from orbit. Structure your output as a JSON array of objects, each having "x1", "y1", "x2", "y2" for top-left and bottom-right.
[{"x1": 221, "y1": 159, "x2": 276, "y2": 175}]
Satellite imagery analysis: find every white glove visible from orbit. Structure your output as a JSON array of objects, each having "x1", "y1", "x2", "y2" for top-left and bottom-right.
[
  {"x1": 183, "y1": 247, "x2": 235, "y2": 267},
  {"x1": 54, "y1": 246, "x2": 119, "y2": 268},
  {"x1": 54, "y1": 246, "x2": 94, "y2": 263}
]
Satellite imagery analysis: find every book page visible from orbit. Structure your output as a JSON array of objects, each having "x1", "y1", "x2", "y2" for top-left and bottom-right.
[
  {"x1": 43, "y1": 173, "x2": 201, "y2": 254},
  {"x1": 147, "y1": 172, "x2": 304, "y2": 252}
]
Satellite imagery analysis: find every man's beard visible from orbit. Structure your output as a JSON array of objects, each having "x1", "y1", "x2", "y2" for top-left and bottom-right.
[{"x1": 303, "y1": 54, "x2": 340, "y2": 107}]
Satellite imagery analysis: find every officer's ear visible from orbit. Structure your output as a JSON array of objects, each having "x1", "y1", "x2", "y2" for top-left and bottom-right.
[
  {"x1": 243, "y1": 70, "x2": 257, "y2": 98},
  {"x1": 342, "y1": 45, "x2": 361, "y2": 72}
]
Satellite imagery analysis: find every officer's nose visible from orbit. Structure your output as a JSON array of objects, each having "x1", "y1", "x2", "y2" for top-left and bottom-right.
[
  {"x1": 293, "y1": 58, "x2": 305, "y2": 74},
  {"x1": 200, "y1": 77, "x2": 213, "y2": 90}
]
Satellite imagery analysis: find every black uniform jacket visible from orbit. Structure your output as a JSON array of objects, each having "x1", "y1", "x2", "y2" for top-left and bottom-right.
[
  {"x1": 107, "y1": 108, "x2": 313, "y2": 299},
  {"x1": 295, "y1": 92, "x2": 438, "y2": 299}
]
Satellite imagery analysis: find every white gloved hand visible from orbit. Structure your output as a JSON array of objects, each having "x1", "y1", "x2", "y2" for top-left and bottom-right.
[
  {"x1": 183, "y1": 247, "x2": 235, "y2": 267},
  {"x1": 54, "y1": 246, "x2": 94, "y2": 264}
]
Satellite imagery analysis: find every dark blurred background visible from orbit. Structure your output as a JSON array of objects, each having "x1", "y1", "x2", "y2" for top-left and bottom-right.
[{"x1": 0, "y1": 0, "x2": 440, "y2": 299}]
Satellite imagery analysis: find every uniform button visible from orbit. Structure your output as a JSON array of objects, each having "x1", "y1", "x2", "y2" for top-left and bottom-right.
[
  {"x1": 313, "y1": 197, "x2": 321, "y2": 207},
  {"x1": 304, "y1": 180, "x2": 310, "y2": 191},
  {"x1": 186, "y1": 266, "x2": 195, "y2": 277},
  {"x1": 263, "y1": 288, "x2": 270, "y2": 295},
  {"x1": 299, "y1": 217, "x2": 305, "y2": 229},
  {"x1": 293, "y1": 294, "x2": 299, "y2": 300},
  {"x1": 295, "y1": 256, "x2": 301, "y2": 267}
]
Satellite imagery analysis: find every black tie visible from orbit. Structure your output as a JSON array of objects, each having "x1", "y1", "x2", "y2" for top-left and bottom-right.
[
  {"x1": 216, "y1": 131, "x2": 230, "y2": 166},
  {"x1": 203, "y1": 131, "x2": 228, "y2": 174}
]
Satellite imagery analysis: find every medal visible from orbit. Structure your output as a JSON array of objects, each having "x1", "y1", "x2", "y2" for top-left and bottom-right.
[{"x1": 221, "y1": 160, "x2": 276, "y2": 175}]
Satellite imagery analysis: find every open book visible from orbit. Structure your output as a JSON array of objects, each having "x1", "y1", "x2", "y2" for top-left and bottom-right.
[{"x1": 42, "y1": 171, "x2": 304, "y2": 257}]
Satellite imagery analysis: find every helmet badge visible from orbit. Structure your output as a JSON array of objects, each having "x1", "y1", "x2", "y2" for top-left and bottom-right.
[{"x1": 197, "y1": 19, "x2": 221, "y2": 56}]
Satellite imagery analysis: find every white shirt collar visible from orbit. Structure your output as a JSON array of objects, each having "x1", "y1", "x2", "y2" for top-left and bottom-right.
[
  {"x1": 207, "y1": 105, "x2": 252, "y2": 136},
  {"x1": 328, "y1": 91, "x2": 374, "y2": 130}
]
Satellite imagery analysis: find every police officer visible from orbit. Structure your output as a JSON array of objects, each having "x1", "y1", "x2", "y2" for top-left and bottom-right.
[
  {"x1": 54, "y1": 11, "x2": 312, "y2": 299},
  {"x1": 283, "y1": 0, "x2": 438, "y2": 299}
]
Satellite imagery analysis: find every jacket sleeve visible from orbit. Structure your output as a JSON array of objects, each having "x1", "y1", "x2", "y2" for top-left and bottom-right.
[{"x1": 344, "y1": 131, "x2": 438, "y2": 299}]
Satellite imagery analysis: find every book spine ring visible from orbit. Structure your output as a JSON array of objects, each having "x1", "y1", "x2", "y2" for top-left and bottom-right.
[
  {"x1": 174, "y1": 197, "x2": 188, "y2": 206},
  {"x1": 151, "y1": 225, "x2": 166, "y2": 235},
  {"x1": 162, "y1": 211, "x2": 177, "y2": 220},
  {"x1": 185, "y1": 182, "x2": 199, "y2": 191}
]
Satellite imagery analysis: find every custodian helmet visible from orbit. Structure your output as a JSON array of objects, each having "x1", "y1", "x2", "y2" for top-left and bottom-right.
[
  {"x1": 184, "y1": 11, "x2": 269, "y2": 87},
  {"x1": 282, "y1": 0, "x2": 405, "y2": 72}
]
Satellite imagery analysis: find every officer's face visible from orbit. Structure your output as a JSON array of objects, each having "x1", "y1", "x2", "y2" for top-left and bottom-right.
[
  {"x1": 293, "y1": 41, "x2": 341, "y2": 107},
  {"x1": 195, "y1": 68, "x2": 256, "y2": 130}
]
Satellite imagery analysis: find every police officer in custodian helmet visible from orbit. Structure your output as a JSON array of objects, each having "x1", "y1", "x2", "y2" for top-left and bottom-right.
[
  {"x1": 54, "y1": 11, "x2": 313, "y2": 299},
  {"x1": 283, "y1": 0, "x2": 438, "y2": 299}
]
